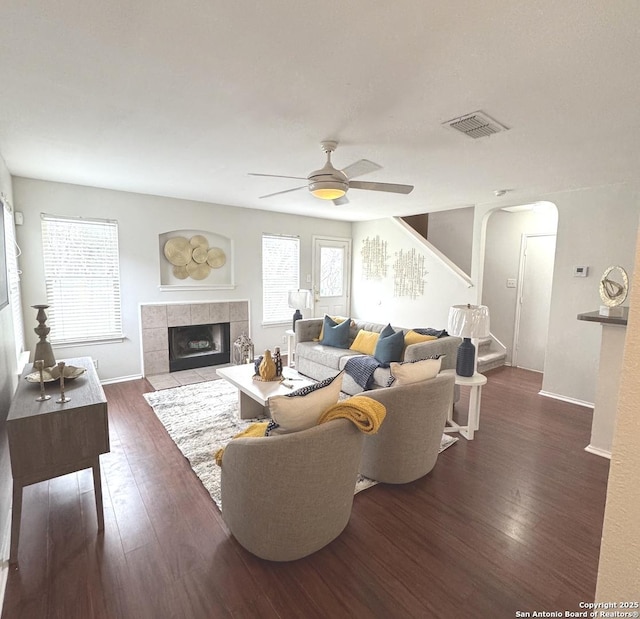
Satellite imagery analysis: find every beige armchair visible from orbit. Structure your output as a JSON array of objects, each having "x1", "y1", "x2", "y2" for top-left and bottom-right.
[
  {"x1": 221, "y1": 419, "x2": 364, "y2": 561},
  {"x1": 359, "y1": 373, "x2": 455, "y2": 484}
]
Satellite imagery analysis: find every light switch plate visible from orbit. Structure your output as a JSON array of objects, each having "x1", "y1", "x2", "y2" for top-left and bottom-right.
[{"x1": 574, "y1": 266, "x2": 589, "y2": 277}]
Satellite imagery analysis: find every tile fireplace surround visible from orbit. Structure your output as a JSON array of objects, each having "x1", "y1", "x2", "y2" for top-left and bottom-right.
[{"x1": 140, "y1": 301, "x2": 249, "y2": 376}]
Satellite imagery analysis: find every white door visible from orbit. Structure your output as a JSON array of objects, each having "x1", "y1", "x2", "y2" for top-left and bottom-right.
[
  {"x1": 312, "y1": 236, "x2": 351, "y2": 317},
  {"x1": 512, "y1": 234, "x2": 556, "y2": 372}
]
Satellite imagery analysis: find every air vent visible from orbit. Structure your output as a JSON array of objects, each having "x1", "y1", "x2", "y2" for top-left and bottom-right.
[{"x1": 443, "y1": 111, "x2": 509, "y2": 139}]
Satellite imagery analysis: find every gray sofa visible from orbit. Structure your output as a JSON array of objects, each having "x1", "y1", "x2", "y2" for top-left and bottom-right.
[{"x1": 295, "y1": 317, "x2": 461, "y2": 396}]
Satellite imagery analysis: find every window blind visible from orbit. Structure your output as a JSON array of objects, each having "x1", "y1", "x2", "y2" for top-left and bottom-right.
[
  {"x1": 262, "y1": 234, "x2": 299, "y2": 323},
  {"x1": 41, "y1": 214, "x2": 123, "y2": 344}
]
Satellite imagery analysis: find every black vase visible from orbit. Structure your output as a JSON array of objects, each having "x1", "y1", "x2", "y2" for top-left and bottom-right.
[
  {"x1": 456, "y1": 338, "x2": 475, "y2": 377},
  {"x1": 292, "y1": 309, "x2": 302, "y2": 332}
]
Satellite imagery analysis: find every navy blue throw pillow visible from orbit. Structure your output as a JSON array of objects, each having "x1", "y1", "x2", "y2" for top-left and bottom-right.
[
  {"x1": 374, "y1": 327, "x2": 405, "y2": 363},
  {"x1": 320, "y1": 316, "x2": 351, "y2": 348},
  {"x1": 379, "y1": 323, "x2": 395, "y2": 339}
]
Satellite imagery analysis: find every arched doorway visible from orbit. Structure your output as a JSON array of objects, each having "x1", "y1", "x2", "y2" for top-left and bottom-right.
[{"x1": 480, "y1": 201, "x2": 558, "y2": 371}]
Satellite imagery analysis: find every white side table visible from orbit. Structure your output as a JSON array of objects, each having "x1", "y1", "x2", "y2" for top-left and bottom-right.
[
  {"x1": 441, "y1": 369, "x2": 487, "y2": 440},
  {"x1": 285, "y1": 329, "x2": 296, "y2": 368}
]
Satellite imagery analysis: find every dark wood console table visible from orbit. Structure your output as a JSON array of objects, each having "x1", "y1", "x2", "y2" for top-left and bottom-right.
[{"x1": 7, "y1": 356, "x2": 109, "y2": 564}]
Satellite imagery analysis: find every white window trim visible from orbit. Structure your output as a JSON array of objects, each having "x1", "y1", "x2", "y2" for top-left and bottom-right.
[
  {"x1": 41, "y1": 213, "x2": 124, "y2": 346},
  {"x1": 1, "y1": 194, "x2": 26, "y2": 366},
  {"x1": 262, "y1": 233, "x2": 300, "y2": 325}
]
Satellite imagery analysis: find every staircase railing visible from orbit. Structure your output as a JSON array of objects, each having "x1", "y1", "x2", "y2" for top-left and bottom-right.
[{"x1": 393, "y1": 217, "x2": 474, "y2": 288}]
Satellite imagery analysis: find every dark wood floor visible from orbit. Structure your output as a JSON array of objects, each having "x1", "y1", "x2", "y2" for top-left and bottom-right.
[{"x1": 2, "y1": 367, "x2": 610, "y2": 618}]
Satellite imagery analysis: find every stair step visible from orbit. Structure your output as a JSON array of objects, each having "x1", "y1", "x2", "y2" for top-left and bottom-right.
[{"x1": 478, "y1": 351, "x2": 507, "y2": 373}]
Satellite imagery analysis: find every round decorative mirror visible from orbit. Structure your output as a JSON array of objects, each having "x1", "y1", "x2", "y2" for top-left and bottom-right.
[{"x1": 599, "y1": 265, "x2": 629, "y2": 307}]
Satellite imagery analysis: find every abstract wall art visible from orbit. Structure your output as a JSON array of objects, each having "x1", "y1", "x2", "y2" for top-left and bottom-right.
[
  {"x1": 361, "y1": 235, "x2": 389, "y2": 280},
  {"x1": 393, "y1": 247, "x2": 427, "y2": 299},
  {"x1": 159, "y1": 229, "x2": 234, "y2": 289}
]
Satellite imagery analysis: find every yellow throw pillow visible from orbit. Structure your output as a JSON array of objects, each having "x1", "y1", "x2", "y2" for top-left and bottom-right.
[
  {"x1": 404, "y1": 330, "x2": 438, "y2": 347},
  {"x1": 349, "y1": 330, "x2": 380, "y2": 355}
]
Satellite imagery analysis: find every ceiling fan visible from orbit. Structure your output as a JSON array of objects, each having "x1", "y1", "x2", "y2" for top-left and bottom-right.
[{"x1": 248, "y1": 141, "x2": 414, "y2": 205}]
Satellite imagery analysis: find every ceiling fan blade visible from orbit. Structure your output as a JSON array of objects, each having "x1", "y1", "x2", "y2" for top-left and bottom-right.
[
  {"x1": 248, "y1": 173, "x2": 307, "y2": 180},
  {"x1": 349, "y1": 180, "x2": 414, "y2": 194},
  {"x1": 259, "y1": 185, "x2": 306, "y2": 199},
  {"x1": 333, "y1": 196, "x2": 350, "y2": 206},
  {"x1": 341, "y1": 159, "x2": 382, "y2": 180}
]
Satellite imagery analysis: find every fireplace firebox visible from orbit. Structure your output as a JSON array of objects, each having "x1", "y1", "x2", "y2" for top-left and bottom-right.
[{"x1": 168, "y1": 322, "x2": 231, "y2": 372}]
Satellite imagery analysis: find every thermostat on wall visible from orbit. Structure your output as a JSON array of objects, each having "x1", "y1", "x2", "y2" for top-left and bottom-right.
[{"x1": 574, "y1": 266, "x2": 589, "y2": 277}]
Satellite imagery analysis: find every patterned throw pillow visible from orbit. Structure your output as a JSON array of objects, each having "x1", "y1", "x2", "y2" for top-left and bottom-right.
[
  {"x1": 386, "y1": 355, "x2": 444, "y2": 387},
  {"x1": 267, "y1": 371, "x2": 344, "y2": 433}
]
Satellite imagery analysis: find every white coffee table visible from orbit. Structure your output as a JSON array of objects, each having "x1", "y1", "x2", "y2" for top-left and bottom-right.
[{"x1": 216, "y1": 364, "x2": 316, "y2": 419}]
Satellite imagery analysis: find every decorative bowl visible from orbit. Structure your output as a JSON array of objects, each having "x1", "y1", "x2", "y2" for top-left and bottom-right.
[{"x1": 25, "y1": 365, "x2": 86, "y2": 383}]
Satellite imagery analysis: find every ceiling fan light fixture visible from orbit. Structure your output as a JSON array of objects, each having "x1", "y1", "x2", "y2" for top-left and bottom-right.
[{"x1": 309, "y1": 180, "x2": 347, "y2": 200}]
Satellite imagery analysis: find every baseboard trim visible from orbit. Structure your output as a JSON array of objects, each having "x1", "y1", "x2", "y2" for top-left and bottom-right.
[
  {"x1": 585, "y1": 444, "x2": 612, "y2": 459},
  {"x1": 100, "y1": 373, "x2": 143, "y2": 385},
  {"x1": 538, "y1": 390, "x2": 594, "y2": 409},
  {"x1": 0, "y1": 512, "x2": 11, "y2": 617}
]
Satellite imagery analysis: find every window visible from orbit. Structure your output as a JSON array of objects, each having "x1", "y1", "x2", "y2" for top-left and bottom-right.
[
  {"x1": 319, "y1": 246, "x2": 344, "y2": 297},
  {"x1": 2, "y1": 196, "x2": 26, "y2": 364},
  {"x1": 262, "y1": 233, "x2": 299, "y2": 324},
  {"x1": 41, "y1": 214, "x2": 123, "y2": 344}
]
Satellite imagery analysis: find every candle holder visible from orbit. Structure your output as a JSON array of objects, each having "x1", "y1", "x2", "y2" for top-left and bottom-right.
[
  {"x1": 56, "y1": 361, "x2": 71, "y2": 404},
  {"x1": 34, "y1": 359, "x2": 51, "y2": 402},
  {"x1": 31, "y1": 304, "x2": 56, "y2": 369}
]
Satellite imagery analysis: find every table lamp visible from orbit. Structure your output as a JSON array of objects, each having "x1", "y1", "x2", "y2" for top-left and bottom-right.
[
  {"x1": 287, "y1": 289, "x2": 312, "y2": 332},
  {"x1": 447, "y1": 304, "x2": 490, "y2": 377}
]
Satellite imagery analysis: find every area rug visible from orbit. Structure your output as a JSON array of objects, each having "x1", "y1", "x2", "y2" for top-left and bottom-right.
[{"x1": 143, "y1": 379, "x2": 458, "y2": 510}]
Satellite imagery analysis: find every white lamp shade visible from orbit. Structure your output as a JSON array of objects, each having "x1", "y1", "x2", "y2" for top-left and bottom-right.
[
  {"x1": 287, "y1": 289, "x2": 312, "y2": 310},
  {"x1": 447, "y1": 304, "x2": 490, "y2": 339}
]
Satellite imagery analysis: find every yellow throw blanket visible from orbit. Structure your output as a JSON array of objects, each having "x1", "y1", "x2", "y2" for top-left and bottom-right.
[
  {"x1": 215, "y1": 396, "x2": 386, "y2": 466},
  {"x1": 214, "y1": 421, "x2": 269, "y2": 466},
  {"x1": 318, "y1": 396, "x2": 386, "y2": 434}
]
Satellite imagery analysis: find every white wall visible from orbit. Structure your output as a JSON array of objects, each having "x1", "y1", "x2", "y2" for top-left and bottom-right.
[
  {"x1": 482, "y1": 205, "x2": 558, "y2": 363},
  {"x1": 351, "y1": 218, "x2": 474, "y2": 329},
  {"x1": 0, "y1": 156, "x2": 18, "y2": 596},
  {"x1": 427, "y1": 206, "x2": 474, "y2": 275},
  {"x1": 596, "y1": 226, "x2": 640, "y2": 599},
  {"x1": 13, "y1": 177, "x2": 351, "y2": 381},
  {"x1": 541, "y1": 185, "x2": 638, "y2": 404},
  {"x1": 475, "y1": 182, "x2": 639, "y2": 405}
]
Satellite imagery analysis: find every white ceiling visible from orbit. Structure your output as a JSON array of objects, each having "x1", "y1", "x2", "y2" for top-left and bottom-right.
[{"x1": 1, "y1": 1, "x2": 639, "y2": 222}]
